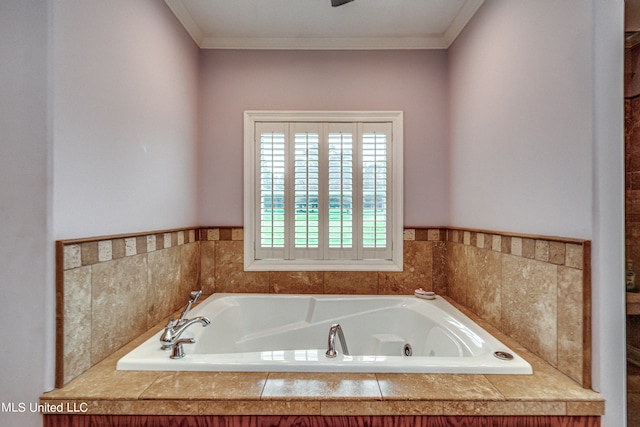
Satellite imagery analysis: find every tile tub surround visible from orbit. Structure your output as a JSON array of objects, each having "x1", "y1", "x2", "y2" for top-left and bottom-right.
[
  {"x1": 446, "y1": 228, "x2": 590, "y2": 388},
  {"x1": 57, "y1": 226, "x2": 590, "y2": 392},
  {"x1": 199, "y1": 227, "x2": 447, "y2": 295},
  {"x1": 56, "y1": 229, "x2": 200, "y2": 387},
  {"x1": 40, "y1": 297, "x2": 604, "y2": 421}
]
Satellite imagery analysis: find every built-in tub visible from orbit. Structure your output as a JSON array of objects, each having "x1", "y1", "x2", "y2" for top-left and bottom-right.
[{"x1": 117, "y1": 293, "x2": 532, "y2": 374}]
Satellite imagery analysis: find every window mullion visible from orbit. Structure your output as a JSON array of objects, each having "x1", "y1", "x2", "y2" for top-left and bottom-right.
[
  {"x1": 319, "y1": 124, "x2": 329, "y2": 260},
  {"x1": 354, "y1": 123, "x2": 363, "y2": 261},
  {"x1": 284, "y1": 123, "x2": 294, "y2": 260}
]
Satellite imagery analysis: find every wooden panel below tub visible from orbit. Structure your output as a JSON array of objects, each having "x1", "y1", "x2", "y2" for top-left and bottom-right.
[{"x1": 44, "y1": 415, "x2": 600, "y2": 427}]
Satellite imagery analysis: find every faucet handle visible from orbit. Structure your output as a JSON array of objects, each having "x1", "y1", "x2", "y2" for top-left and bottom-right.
[
  {"x1": 159, "y1": 317, "x2": 177, "y2": 350},
  {"x1": 170, "y1": 338, "x2": 195, "y2": 359},
  {"x1": 165, "y1": 317, "x2": 175, "y2": 328}
]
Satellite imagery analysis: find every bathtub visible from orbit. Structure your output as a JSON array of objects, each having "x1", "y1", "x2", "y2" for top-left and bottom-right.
[{"x1": 117, "y1": 293, "x2": 532, "y2": 374}]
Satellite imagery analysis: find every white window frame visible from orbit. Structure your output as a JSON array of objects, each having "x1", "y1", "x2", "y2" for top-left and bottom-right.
[{"x1": 244, "y1": 111, "x2": 403, "y2": 272}]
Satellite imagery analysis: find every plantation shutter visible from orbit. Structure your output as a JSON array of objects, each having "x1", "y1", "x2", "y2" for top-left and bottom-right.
[
  {"x1": 255, "y1": 122, "x2": 286, "y2": 260},
  {"x1": 360, "y1": 122, "x2": 392, "y2": 260},
  {"x1": 254, "y1": 120, "x2": 393, "y2": 262},
  {"x1": 292, "y1": 122, "x2": 322, "y2": 260}
]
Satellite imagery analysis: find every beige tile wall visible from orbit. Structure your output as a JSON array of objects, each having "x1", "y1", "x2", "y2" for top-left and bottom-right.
[
  {"x1": 445, "y1": 229, "x2": 590, "y2": 388},
  {"x1": 57, "y1": 226, "x2": 590, "y2": 389},
  {"x1": 199, "y1": 227, "x2": 447, "y2": 295},
  {"x1": 57, "y1": 229, "x2": 200, "y2": 387}
]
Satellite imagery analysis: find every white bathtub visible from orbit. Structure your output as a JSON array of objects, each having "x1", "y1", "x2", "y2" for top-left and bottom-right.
[{"x1": 117, "y1": 293, "x2": 532, "y2": 374}]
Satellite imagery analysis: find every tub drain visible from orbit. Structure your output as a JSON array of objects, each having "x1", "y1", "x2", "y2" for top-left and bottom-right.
[
  {"x1": 403, "y1": 343, "x2": 413, "y2": 357},
  {"x1": 493, "y1": 351, "x2": 514, "y2": 361}
]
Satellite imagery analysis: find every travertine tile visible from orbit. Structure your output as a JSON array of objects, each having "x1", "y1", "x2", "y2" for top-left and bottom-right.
[
  {"x1": 431, "y1": 241, "x2": 448, "y2": 296},
  {"x1": 200, "y1": 400, "x2": 320, "y2": 415},
  {"x1": 463, "y1": 231, "x2": 471, "y2": 245},
  {"x1": 232, "y1": 228, "x2": 244, "y2": 241},
  {"x1": 180, "y1": 242, "x2": 201, "y2": 298},
  {"x1": 262, "y1": 373, "x2": 381, "y2": 400},
  {"x1": 522, "y1": 238, "x2": 535, "y2": 259},
  {"x1": 557, "y1": 266, "x2": 584, "y2": 385},
  {"x1": 215, "y1": 241, "x2": 269, "y2": 293},
  {"x1": 155, "y1": 234, "x2": 165, "y2": 250},
  {"x1": 207, "y1": 229, "x2": 220, "y2": 241},
  {"x1": 565, "y1": 243, "x2": 584, "y2": 269},
  {"x1": 501, "y1": 236, "x2": 511, "y2": 254},
  {"x1": 135, "y1": 236, "x2": 147, "y2": 254},
  {"x1": 414, "y1": 228, "x2": 428, "y2": 241},
  {"x1": 63, "y1": 244, "x2": 81, "y2": 270},
  {"x1": 91, "y1": 255, "x2": 149, "y2": 365},
  {"x1": 379, "y1": 241, "x2": 433, "y2": 295},
  {"x1": 427, "y1": 229, "x2": 442, "y2": 241},
  {"x1": 476, "y1": 233, "x2": 485, "y2": 249},
  {"x1": 403, "y1": 229, "x2": 415, "y2": 240},
  {"x1": 534, "y1": 240, "x2": 549, "y2": 262},
  {"x1": 324, "y1": 271, "x2": 378, "y2": 294},
  {"x1": 76, "y1": 400, "x2": 199, "y2": 415},
  {"x1": 566, "y1": 401, "x2": 605, "y2": 416},
  {"x1": 321, "y1": 400, "x2": 442, "y2": 416},
  {"x1": 112, "y1": 239, "x2": 126, "y2": 259},
  {"x1": 147, "y1": 247, "x2": 182, "y2": 327},
  {"x1": 163, "y1": 233, "x2": 172, "y2": 248},
  {"x1": 377, "y1": 373, "x2": 503, "y2": 401},
  {"x1": 63, "y1": 266, "x2": 92, "y2": 385},
  {"x1": 146, "y1": 234, "x2": 156, "y2": 252},
  {"x1": 177, "y1": 231, "x2": 185, "y2": 245},
  {"x1": 50, "y1": 364, "x2": 163, "y2": 400},
  {"x1": 511, "y1": 237, "x2": 523, "y2": 257},
  {"x1": 124, "y1": 238, "x2": 136, "y2": 256},
  {"x1": 141, "y1": 372, "x2": 267, "y2": 400},
  {"x1": 443, "y1": 400, "x2": 565, "y2": 416},
  {"x1": 98, "y1": 240, "x2": 112, "y2": 262},
  {"x1": 270, "y1": 271, "x2": 324, "y2": 294},
  {"x1": 549, "y1": 241, "x2": 566, "y2": 265},
  {"x1": 486, "y1": 360, "x2": 603, "y2": 402},
  {"x1": 501, "y1": 255, "x2": 558, "y2": 366},
  {"x1": 200, "y1": 241, "x2": 216, "y2": 294},
  {"x1": 491, "y1": 235, "x2": 501, "y2": 252},
  {"x1": 81, "y1": 242, "x2": 98, "y2": 266},
  {"x1": 446, "y1": 244, "x2": 501, "y2": 326}
]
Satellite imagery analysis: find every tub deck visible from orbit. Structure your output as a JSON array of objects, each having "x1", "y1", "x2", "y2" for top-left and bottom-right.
[{"x1": 40, "y1": 298, "x2": 603, "y2": 420}]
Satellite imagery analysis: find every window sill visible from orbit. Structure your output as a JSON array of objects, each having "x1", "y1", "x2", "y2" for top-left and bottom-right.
[{"x1": 244, "y1": 259, "x2": 403, "y2": 272}]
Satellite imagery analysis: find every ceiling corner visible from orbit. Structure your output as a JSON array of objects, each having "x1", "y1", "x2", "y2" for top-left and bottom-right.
[
  {"x1": 443, "y1": 0, "x2": 484, "y2": 47},
  {"x1": 165, "y1": 0, "x2": 205, "y2": 47}
]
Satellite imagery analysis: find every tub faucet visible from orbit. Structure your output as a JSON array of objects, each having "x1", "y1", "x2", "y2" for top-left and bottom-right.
[
  {"x1": 325, "y1": 323, "x2": 349, "y2": 358},
  {"x1": 160, "y1": 316, "x2": 211, "y2": 352}
]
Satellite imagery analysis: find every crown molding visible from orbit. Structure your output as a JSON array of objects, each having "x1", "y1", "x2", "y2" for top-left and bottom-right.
[{"x1": 165, "y1": 0, "x2": 484, "y2": 50}]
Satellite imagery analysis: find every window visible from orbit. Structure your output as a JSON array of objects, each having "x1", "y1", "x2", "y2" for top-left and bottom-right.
[{"x1": 244, "y1": 111, "x2": 403, "y2": 271}]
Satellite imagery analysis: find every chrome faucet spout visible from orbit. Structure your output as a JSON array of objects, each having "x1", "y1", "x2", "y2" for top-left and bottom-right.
[
  {"x1": 326, "y1": 323, "x2": 349, "y2": 358},
  {"x1": 172, "y1": 316, "x2": 210, "y2": 337},
  {"x1": 160, "y1": 315, "x2": 210, "y2": 351}
]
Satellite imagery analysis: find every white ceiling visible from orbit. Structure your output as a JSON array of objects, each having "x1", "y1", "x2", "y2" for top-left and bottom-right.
[{"x1": 165, "y1": 0, "x2": 485, "y2": 49}]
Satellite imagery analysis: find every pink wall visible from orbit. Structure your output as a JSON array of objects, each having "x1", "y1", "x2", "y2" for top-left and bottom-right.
[
  {"x1": 198, "y1": 49, "x2": 449, "y2": 226},
  {"x1": 1, "y1": 2, "x2": 53, "y2": 426},
  {"x1": 448, "y1": 1, "x2": 593, "y2": 239},
  {"x1": 53, "y1": 0, "x2": 200, "y2": 239}
]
